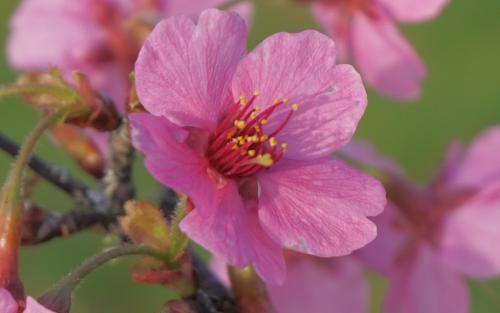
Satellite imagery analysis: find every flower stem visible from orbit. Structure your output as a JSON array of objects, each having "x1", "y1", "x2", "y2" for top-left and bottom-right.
[
  {"x1": 229, "y1": 266, "x2": 276, "y2": 313},
  {"x1": 38, "y1": 244, "x2": 166, "y2": 313},
  {"x1": 56, "y1": 244, "x2": 166, "y2": 290}
]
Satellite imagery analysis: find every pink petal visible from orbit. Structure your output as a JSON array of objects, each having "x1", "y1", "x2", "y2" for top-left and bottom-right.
[
  {"x1": 129, "y1": 113, "x2": 221, "y2": 215},
  {"x1": 180, "y1": 182, "x2": 286, "y2": 284},
  {"x1": 351, "y1": 11, "x2": 426, "y2": 101},
  {"x1": 8, "y1": 0, "x2": 129, "y2": 110},
  {"x1": 440, "y1": 180, "x2": 500, "y2": 278},
  {"x1": 24, "y1": 297, "x2": 57, "y2": 313},
  {"x1": 310, "y1": 3, "x2": 350, "y2": 61},
  {"x1": 233, "y1": 31, "x2": 367, "y2": 159},
  {"x1": 449, "y1": 126, "x2": 500, "y2": 189},
  {"x1": 135, "y1": 9, "x2": 247, "y2": 130},
  {"x1": 268, "y1": 256, "x2": 368, "y2": 313},
  {"x1": 357, "y1": 203, "x2": 407, "y2": 275},
  {"x1": 338, "y1": 140, "x2": 404, "y2": 176},
  {"x1": 258, "y1": 159, "x2": 386, "y2": 257},
  {"x1": 7, "y1": 0, "x2": 100, "y2": 71},
  {"x1": 165, "y1": 0, "x2": 227, "y2": 16},
  {"x1": 379, "y1": 0, "x2": 450, "y2": 23},
  {"x1": 385, "y1": 246, "x2": 468, "y2": 313},
  {"x1": 0, "y1": 289, "x2": 17, "y2": 313}
]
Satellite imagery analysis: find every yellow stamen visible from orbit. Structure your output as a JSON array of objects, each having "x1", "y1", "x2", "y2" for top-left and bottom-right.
[
  {"x1": 241, "y1": 150, "x2": 248, "y2": 156},
  {"x1": 260, "y1": 135, "x2": 268, "y2": 142},
  {"x1": 283, "y1": 98, "x2": 289, "y2": 104},
  {"x1": 240, "y1": 96, "x2": 247, "y2": 106},
  {"x1": 248, "y1": 149, "x2": 256, "y2": 157},
  {"x1": 291, "y1": 104, "x2": 299, "y2": 112},
  {"x1": 269, "y1": 137, "x2": 277, "y2": 147},
  {"x1": 234, "y1": 120, "x2": 246, "y2": 129},
  {"x1": 281, "y1": 143, "x2": 288, "y2": 152},
  {"x1": 273, "y1": 98, "x2": 281, "y2": 105},
  {"x1": 255, "y1": 105, "x2": 261, "y2": 111},
  {"x1": 226, "y1": 130, "x2": 235, "y2": 139},
  {"x1": 231, "y1": 144, "x2": 238, "y2": 150},
  {"x1": 254, "y1": 90, "x2": 261, "y2": 96},
  {"x1": 250, "y1": 112, "x2": 257, "y2": 119},
  {"x1": 261, "y1": 119, "x2": 267, "y2": 125},
  {"x1": 254, "y1": 153, "x2": 274, "y2": 167}
]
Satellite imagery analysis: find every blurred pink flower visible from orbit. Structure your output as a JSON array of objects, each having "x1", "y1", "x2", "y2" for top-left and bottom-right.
[
  {"x1": 0, "y1": 289, "x2": 55, "y2": 313},
  {"x1": 130, "y1": 9, "x2": 386, "y2": 284},
  {"x1": 8, "y1": 0, "x2": 252, "y2": 112},
  {"x1": 212, "y1": 255, "x2": 368, "y2": 313},
  {"x1": 310, "y1": 0, "x2": 449, "y2": 101},
  {"x1": 356, "y1": 127, "x2": 500, "y2": 312}
]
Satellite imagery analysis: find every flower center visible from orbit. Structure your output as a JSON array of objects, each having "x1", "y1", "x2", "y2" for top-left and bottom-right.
[{"x1": 206, "y1": 92, "x2": 298, "y2": 178}]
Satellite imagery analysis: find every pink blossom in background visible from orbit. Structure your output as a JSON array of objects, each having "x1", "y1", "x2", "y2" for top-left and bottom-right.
[
  {"x1": 309, "y1": 0, "x2": 449, "y2": 101},
  {"x1": 8, "y1": 0, "x2": 253, "y2": 111},
  {"x1": 130, "y1": 9, "x2": 386, "y2": 284},
  {"x1": 212, "y1": 255, "x2": 369, "y2": 313},
  {"x1": 0, "y1": 289, "x2": 55, "y2": 313},
  {"x1": 356, "y1": 126, "x2": 500, "y2": 313}
]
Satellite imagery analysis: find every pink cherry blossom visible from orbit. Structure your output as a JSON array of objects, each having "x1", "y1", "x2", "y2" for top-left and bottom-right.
[
  {"x1": 212, "y1": 255, "x2": 368, "y2": 313},
  {"x1": 7, "y1": 0, "x2": 252, "y2": 157},
  {"x1": 8, "y1": 0, "x2": 253, "y2": 111},
  {"x1": 356, "y1": 126, "x2": 500, "y2": 312},
  {"x1": 130, "y1": 8, "x2": 385, "y2": 284},
  {"x1": 310, "y1": 0, "x2": 449, "y2": 101},
  {"x1": 0, "y1": 289, "x2": 55, "y2": 313}
]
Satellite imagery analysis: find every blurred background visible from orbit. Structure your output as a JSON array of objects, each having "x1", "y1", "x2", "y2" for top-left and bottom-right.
[{"x1": 0, "y1": 0, "x2": 499, "y2": 312}]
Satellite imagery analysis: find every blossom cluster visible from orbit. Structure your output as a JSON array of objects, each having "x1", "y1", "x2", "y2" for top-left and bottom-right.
[{"x1": 0, "y1": 0, "x2": 497, "y2": 312}]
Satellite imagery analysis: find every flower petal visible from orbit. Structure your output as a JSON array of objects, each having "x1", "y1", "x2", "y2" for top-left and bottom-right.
[
  {"x1": 180, "y1": 182, "x2": 286, "y2": 284},
  {"x1": 351, "y1": 11, "x2": 426, "y2": 101},
  {"x1": 135, "y1": 9, "x2": 247, "y2": 130},
  {"x1": 258, "y1": 159, "x2": 386, "y2": 257},
  {"x1": 24, "y1": 297, "x2": 57, "y2": 313},
  {"x1": 7, "y1": 0, "x2": 100, "y2": 70},
  {"x1": 357, "y1": 203, "x2": 408, "y2": 275},
  {"x1": 129, "y1": 113, "x2": 220, "y2": 215},
  {"x1": 449, "y1": 126, "x2": 500, "y2": 189},
  {"x1": 0, "y1": 289, "x2": 17, "y2": 313},
  {"x1": 385, "y1": 246, "x2": 468, "y2": 313},
  {"x1": 440, "y1": 180, "x2": 500, "y2": 278},
  {"x1": 268, "y1": 256, "x2": 368, "y2": 313},
  {"x1": 310, "y1": 4, "x2": 350, "y2": 61},
  {"x1": 379, "y1": 0, "x2": 450, "y2": 23},
  {"x1": 233, "y1": 31, "x2": 367, "y2": 159}
]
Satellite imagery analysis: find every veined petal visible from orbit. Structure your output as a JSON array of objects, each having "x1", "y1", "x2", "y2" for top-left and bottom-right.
[
  {"x1": 180, "y1": 182, "x2": 286, "y2": 284},
  {"x1": 129, "y1": 113, "x2": 220, "y2": 215},
  {"x1": 258, "y1": 159, "x2": 385, "y2": 257},
  {"x1": 135, "y1": 9, "x2": 247, "y2": 130},
  {"x1": 233, "y1": 31, "x2": 367, "y2": 159}
]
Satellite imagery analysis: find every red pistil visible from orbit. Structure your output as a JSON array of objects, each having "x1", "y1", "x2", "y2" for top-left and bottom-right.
[{"x1": 207, "y1": 94, "x2": 297, "y2": 178}]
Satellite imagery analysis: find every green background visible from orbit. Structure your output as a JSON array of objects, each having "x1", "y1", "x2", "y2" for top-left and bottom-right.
[{"x1": 1, "y1": 0, "x2": 499, "y2": 312}]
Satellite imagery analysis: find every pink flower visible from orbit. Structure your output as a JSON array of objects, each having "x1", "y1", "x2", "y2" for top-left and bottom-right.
[
  {"x1": 130, "y1": 8, "x2": 385, "y2": 284},
  {"x1": 212, "y1": 255, "x2": 368, "y2": 313},
  {"x1": 310, "y1": 0, "x2": 449, "y2": 100},
  {"x1": 0, "y1": 289, "x2": 55, "y2": 313},
  {"x1": 356, "y1": 127, "x2": 500, "y2": 312},
  {"x1": 8, "y1": 0, "x2": 252, "y2": 112}
]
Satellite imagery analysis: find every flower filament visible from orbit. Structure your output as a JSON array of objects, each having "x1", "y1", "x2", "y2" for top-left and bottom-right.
[{"x1": 207, "y1": 92, "x2": 298, "y2": 177}]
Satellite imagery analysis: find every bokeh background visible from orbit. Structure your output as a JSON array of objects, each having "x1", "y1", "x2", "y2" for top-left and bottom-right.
[{"x1": 0, "y1": 0, "x2": 499, "y2": 312}]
